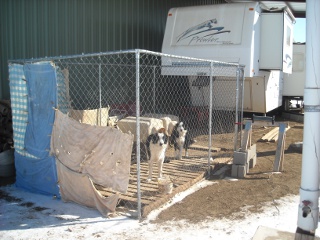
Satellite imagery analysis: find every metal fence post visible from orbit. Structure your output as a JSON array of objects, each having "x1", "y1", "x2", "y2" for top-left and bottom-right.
[
  {"x1": 233, "y1": 66, "x2": 245, "y2": 151},
  {"x1": 152, "y1": 66, "x2": 156, "y2": 113},
  {"x1": 208, "y1": 61, "x2": 214, "y2": 171},
  {"x1": 135, "y1": 49, "x2": 142, "y2": 220},
  {"x1": 234, "y1": 67, "x2": 241, "y2": 151},
  {"x1": 98, "y1": 58, "x2": 102, "y2": 126}
]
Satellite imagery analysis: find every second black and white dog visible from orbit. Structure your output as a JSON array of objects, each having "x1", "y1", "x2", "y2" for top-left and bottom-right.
[
  {"x1": 146, "y1": 128, "x2": 169, "y2": 182},
  {"x1": 170, "y1": 122, "x2": 196, "y2": 160}
]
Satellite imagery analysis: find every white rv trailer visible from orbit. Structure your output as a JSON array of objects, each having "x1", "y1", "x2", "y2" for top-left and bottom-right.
[
  {"x1": 161, "y1": 2, "x2": 295, "y2": 113},
  {"x1": 283, "y1": 43, "x2": 305, "y2": 110}
]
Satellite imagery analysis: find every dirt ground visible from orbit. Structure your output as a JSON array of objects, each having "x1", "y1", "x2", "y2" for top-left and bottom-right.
[
  {"x1": 0, "y1": 115, "x2": 304, "y2": 226},
  {"x1": 153, "y1": 116, "x2": 304, "y2": 223}
]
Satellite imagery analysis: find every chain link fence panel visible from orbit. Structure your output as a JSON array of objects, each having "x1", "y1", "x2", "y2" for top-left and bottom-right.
[{"x1": 10, "y1": 49, "x2": 245, "y2": 219}]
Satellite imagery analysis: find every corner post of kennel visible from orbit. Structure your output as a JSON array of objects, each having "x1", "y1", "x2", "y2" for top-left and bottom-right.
[
  {"x1": 135, "y1": 49, "x2": 142, "y2": 219},
  {"x1": 234, "y1": 65, "x2": 245, "y2": 152}
]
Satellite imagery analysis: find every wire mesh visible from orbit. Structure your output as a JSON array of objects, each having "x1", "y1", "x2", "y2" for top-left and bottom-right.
[{"x1": 11, "y1": 49, "x2": 245, "y2": 219}]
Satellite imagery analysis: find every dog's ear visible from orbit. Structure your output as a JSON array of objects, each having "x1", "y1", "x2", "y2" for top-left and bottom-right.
[
  {"x1": 171, "y1": 127, "x2": 179, "y2": 138},
  {"x1": 158, "y1": 127, "x2": 166, "y2": 134},
  {"x1": 152, "y1": 133, "x2": 159, "y2": 144}
]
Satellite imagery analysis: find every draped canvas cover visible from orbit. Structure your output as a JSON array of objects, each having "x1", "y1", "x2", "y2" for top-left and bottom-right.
[
  {"x1": 51, "y1": 110, "x2": 133, "y2": 215},
  {"x1": 51, "y1": 110, "x2": 134, "y2": 193},
  {"x1": 56, "y1": 160, "x2": 120, "y2": 216}
]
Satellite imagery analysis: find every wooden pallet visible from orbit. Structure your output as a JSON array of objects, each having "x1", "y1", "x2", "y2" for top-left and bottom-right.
[{"x1": 96, "y1": 156, "x2": 212, "y2": 218}]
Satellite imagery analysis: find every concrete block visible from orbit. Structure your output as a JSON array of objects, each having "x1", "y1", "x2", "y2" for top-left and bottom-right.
[
  {"x1": 233, "y1": 151, "x2": 247, "y2": 165},
  {"x1": 231, "y1": 164, "x2": 239, "y2": 178},
  {"x1": 237, "y1": 165, "x2": 247, "y2": 178},
  {"x1": 231, "y1": 164, "x2": 247, "y2": 178}
]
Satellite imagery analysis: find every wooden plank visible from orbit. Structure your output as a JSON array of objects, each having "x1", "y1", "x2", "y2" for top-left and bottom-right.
[
  {"x1": 260, "y1": 127, "x2": 279, "y2": 142},
  {"x1": 98, "y1": 190, "x2": 152, "y2": 205},
  {"x1": 96, "y1": 145, "x2": 226, "y2": 218},
  {"x1": 138, "y1": 161, "x2": 206, "y2": 173},
  {"x1": 137, "y1": 165, "x2": 204, "y2": 178},
  {"x1": 241, "y1": 121, "x2": 252, "y2": 150},
  {"x1": 189, "y1": 145, "x2": 221, "y2": 152},
  {"x1": 273, "y1": 123, "x2": 286, "y2": 172},
  {"x1": 270, "y1": 126, "x2": 291, "y2": 142},
  {"x1": 142, "y1": 172, "x2": 205, "y2": 217}
]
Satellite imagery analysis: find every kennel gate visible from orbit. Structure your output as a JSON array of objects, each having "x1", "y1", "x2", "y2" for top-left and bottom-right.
[{"x1": 9, "y1": 49, "x2": 245, "y2": 219}]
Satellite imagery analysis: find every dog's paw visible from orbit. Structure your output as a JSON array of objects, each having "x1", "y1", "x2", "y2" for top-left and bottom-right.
[{"x1": 164, "y1": 158, "x2": 170, "y2": 163}]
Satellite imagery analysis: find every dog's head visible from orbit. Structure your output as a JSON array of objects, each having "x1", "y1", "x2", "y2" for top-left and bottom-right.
[
  {"x1": 175, "y1": 122, "x2": 187, "y2": 137},
  {"x1": 150, "y1": 132, "x2": 168, "y2": 147}
]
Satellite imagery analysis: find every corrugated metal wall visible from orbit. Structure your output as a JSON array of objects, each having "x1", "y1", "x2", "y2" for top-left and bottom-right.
[{"x1": 0, "y1": 0, "x2": 225, "y2": 99}]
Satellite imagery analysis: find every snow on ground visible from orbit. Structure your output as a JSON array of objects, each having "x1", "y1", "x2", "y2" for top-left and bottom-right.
[{"x1": 1, "y1": 180, "x2": 319, "y2": 240}]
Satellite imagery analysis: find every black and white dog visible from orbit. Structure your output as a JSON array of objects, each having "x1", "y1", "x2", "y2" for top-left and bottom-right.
[
  {"x1": 146, "y1": 128, "x2": 169, "y2": 182},
  {"x1": 170, "y1": 122, "x2": 196, "y2": 160}
]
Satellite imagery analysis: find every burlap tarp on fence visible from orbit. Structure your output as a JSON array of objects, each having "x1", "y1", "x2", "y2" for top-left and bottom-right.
[{"x1": 51, "y1": 110, "x2": 134, "y2": 215}]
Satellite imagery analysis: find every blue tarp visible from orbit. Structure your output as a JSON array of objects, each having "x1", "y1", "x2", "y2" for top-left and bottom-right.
[
  {"x1": 9, "y1": 62, "x2": 60, "y2": 197},
  {"x1": 15, "y1": 152, "x2": 60, "y2": 197},
  {"x1": 23, "y1": 63, "x2": 57, "y2": 159}
]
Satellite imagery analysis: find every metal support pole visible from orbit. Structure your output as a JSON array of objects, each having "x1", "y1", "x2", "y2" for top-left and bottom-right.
[
  {"x1": 98, "y1": 62, "x2": 102, "y2": 126},
  {"x1": 234, "y1": 67, "x2": 241, "y2": 151},
  {"x1": 152, "y1": 66, "x2": 156, "y2": 113},
  {"x1": 135, "y1": 50, "x2": 142, "y2": 219},
  {"x1": 240, "y1": 68, "x2": 245, "y2": 149},
  {"x1": 208, "y1": 62, "x2": 213, "y2": 171},
  {"x1": 297, "y1": 0, "x2": 320, "y2": 235}
]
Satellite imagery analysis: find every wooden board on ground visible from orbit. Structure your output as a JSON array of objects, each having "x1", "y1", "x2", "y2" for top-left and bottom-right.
[
  {"x1": 189, "y1": 144, "x2": 221, "y2": 152},
  {"x1": 260, "y1": 126, "x2": 291, "y2": 142},
  {"x1": 260, "y1": 127, "x2": 279, "y2": 142},
  {"x1": 96, "y1": 154, "x2": 229, "y2": 218}
]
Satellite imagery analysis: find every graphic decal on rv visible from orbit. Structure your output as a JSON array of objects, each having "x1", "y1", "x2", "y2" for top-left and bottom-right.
[
  {"x1": 284, "y1": 54, "x2": 292, "y2": 69},
  {"x1": 177, "y1": 19, "x2": 231, "y2": 45}
]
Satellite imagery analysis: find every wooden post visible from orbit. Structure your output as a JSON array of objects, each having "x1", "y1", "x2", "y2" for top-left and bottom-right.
[
  {"x1": 241, "y1": 121, "x2": 252, "y2": 151},
  {"x1": 273, "y1": 123, "x2": 286, "y2": 172}
]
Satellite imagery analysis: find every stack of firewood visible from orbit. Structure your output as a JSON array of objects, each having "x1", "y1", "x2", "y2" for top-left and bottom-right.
[{"x1": 0, "y1": 100, "x2": 13, "y2": 153}]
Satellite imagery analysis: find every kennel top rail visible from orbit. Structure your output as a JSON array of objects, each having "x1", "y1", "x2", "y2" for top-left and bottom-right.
[{"x1": 8, "y1": 49, "x2": 245, "y2": 68}]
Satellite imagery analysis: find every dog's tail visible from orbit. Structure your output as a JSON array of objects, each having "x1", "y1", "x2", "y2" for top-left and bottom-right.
[{"x1": 145, "y1": 135, "x2": 151, "y2": 160}]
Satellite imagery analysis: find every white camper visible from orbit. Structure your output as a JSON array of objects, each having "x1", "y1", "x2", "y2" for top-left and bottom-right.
[
  {"x1": 161, "y1": 2, "x2": 295, "y2": 113},
  {"x1": 283, "y1": 43, "x2": 305, "y2": 110}
]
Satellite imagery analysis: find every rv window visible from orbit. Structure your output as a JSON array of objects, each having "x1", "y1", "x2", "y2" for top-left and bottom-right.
[
  {"x1": 192, "y1": 76, "x2": 215, "y2": 87},
  {"x1": 286, "y1": 26, "x2": 291, "y2": 46}
]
